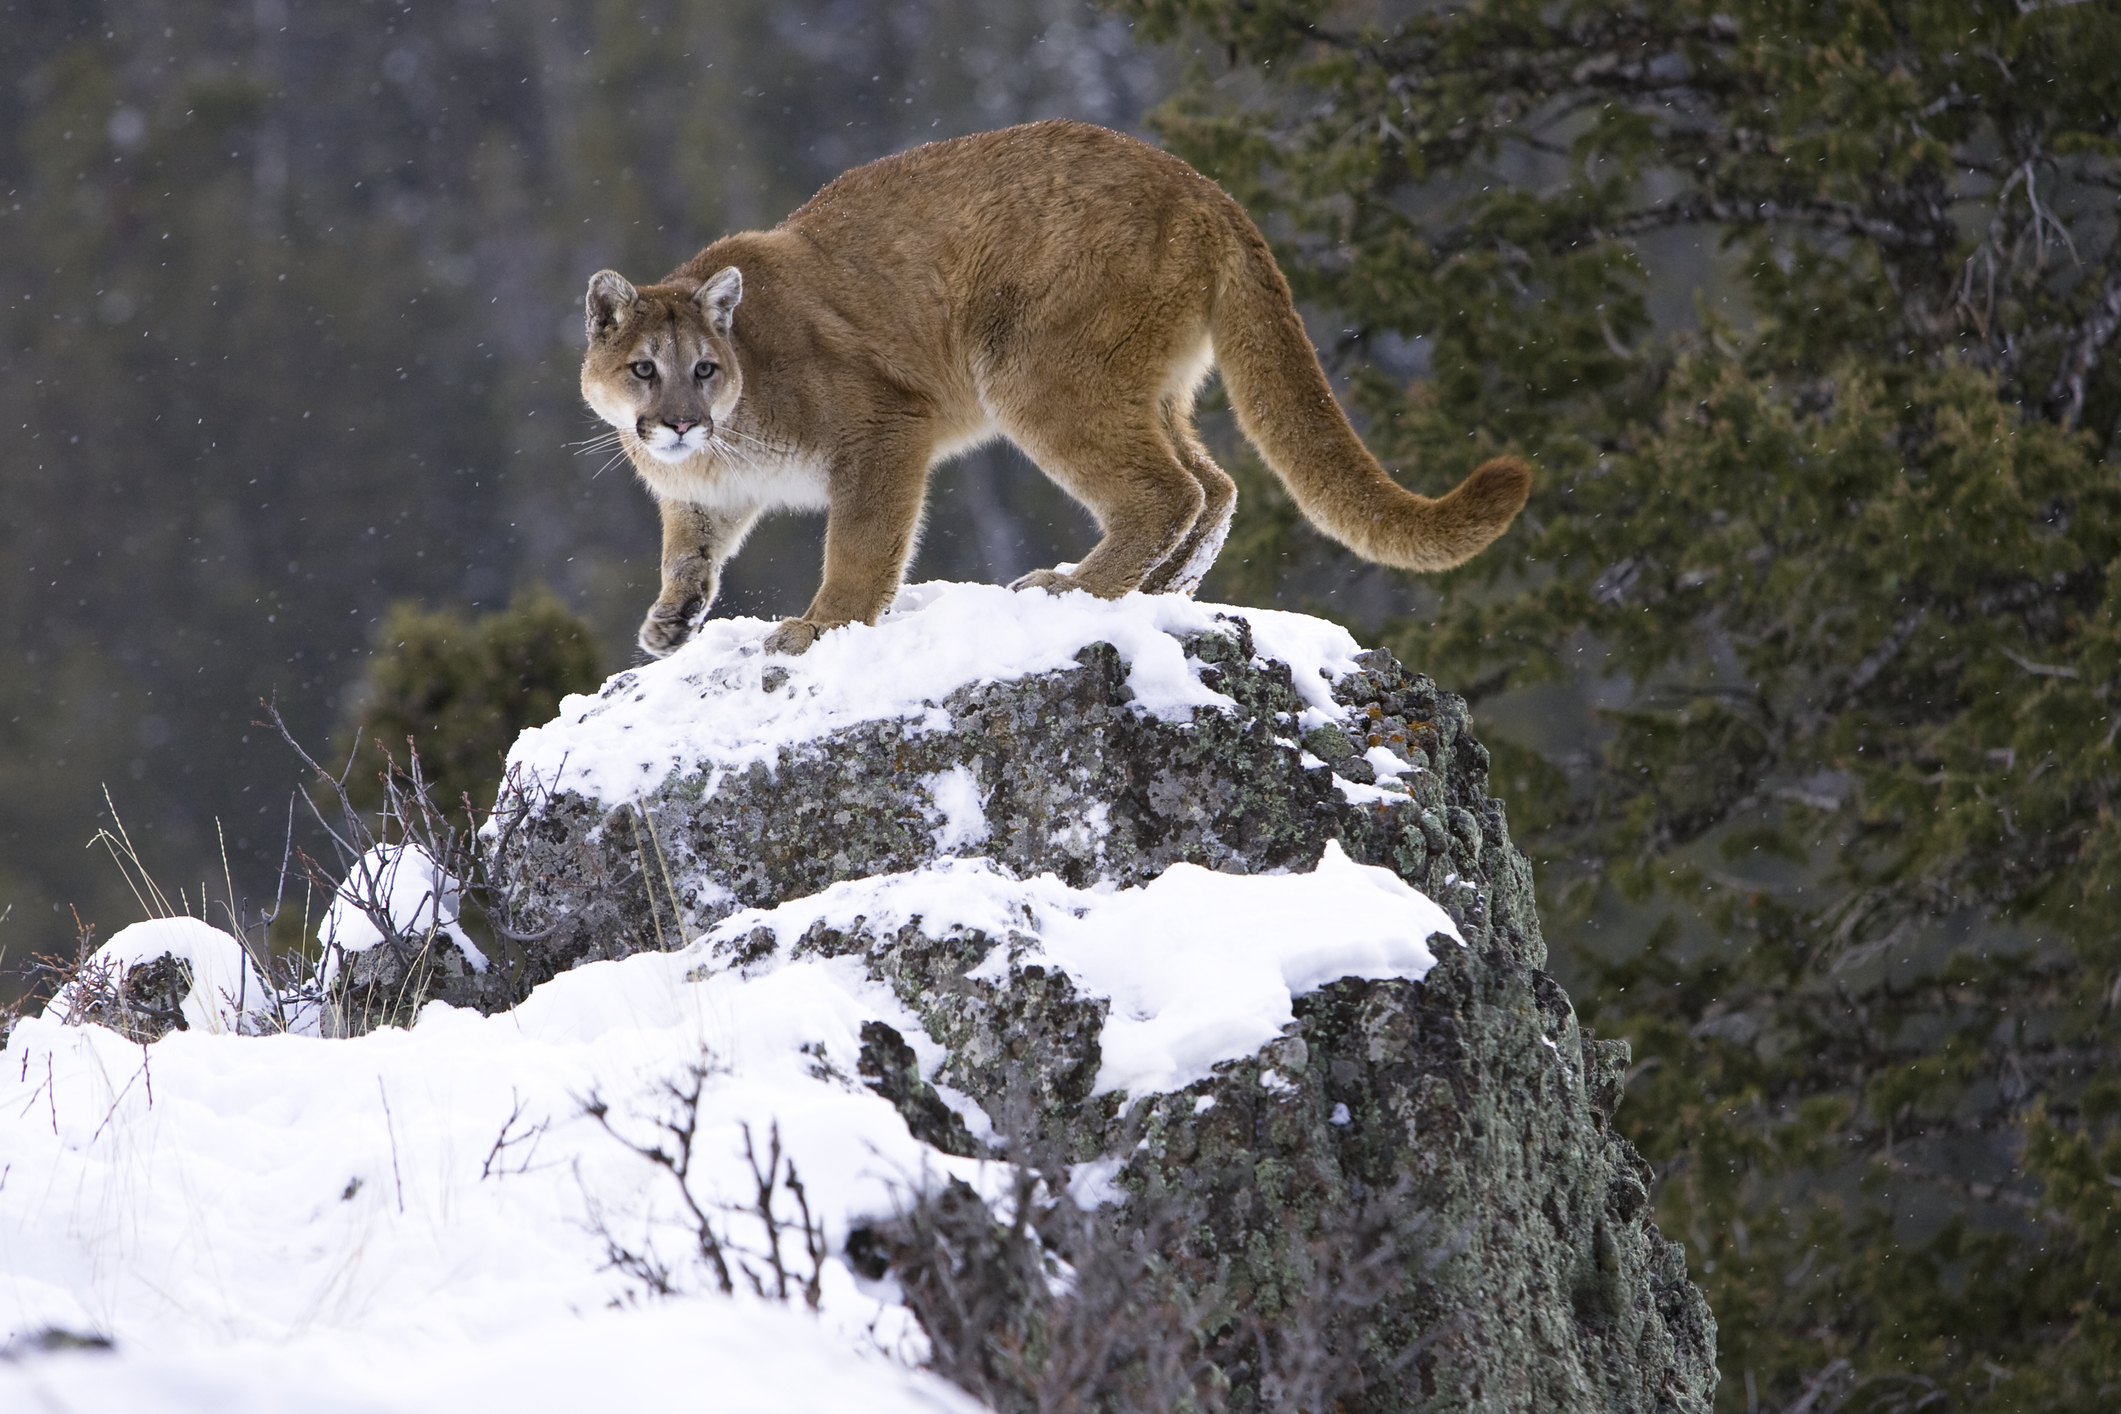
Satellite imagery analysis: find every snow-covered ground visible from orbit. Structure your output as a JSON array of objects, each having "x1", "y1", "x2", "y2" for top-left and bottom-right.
[
  {"x1": 0, "y1": 920, "x2": 992, "y2": 1412},
  {"x1": 0, "y1": 583, "x2": 1460, "y2": 1411}
]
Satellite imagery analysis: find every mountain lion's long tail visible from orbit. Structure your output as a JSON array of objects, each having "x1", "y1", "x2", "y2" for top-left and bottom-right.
[{"x1": 1209, "y1": 220, "x2": 1530, "y2": 572}]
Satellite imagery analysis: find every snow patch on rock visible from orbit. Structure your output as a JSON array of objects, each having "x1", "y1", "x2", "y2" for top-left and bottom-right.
[
  {"x1": 920, "y1": 764, "x2": 991, "y2": 853},
  {"x1": 702, "y1": 841, "x2": 1460, "y2": 1102},
  {"x1": 508, "y1": 580, "x2": 1370, "y2": 804}
]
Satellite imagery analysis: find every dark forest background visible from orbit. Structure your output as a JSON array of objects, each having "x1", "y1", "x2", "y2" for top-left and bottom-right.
[
  {"x1": 0, "y1": 0, "x2": 1166, "y2": 961},
  {"x1": 7, "y1": 1, "x2": 2121, "y2": 1409}
]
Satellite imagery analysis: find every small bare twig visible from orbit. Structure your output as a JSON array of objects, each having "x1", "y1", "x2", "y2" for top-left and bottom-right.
[
  {"x1": 480, "y1": 1089, "x2": 550, "y2": 1180},
  {"x1": 86, "y1": 1054, "x2": 151, "y2": 1146},
  {"x1": 2000, "y1": 647, "x2": 2081, "y2": 680},
  {"x1": 781, "y1": 1151, "x2": 828, "y2": 1310},
  {"x1": 378, "y1": 1077, "x2": 405, "y2": 1214},
  {"x1": 733, "y1": 1121, "x2": 825, "y2": 1310},
  {"x1": 737, "y1": 1122, "x2": 791, "y2": 1300}
]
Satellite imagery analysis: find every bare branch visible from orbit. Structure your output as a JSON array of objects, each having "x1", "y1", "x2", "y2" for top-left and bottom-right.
[
  {"x1": 2001, "y1": 647, "x2": 2081, "y2": 680},
  {"x1": 2046, "y1": 267, "x2": 2121, "y2": 430}
]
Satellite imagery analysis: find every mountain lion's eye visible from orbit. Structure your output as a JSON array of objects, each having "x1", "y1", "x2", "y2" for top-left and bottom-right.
[
  {"x1": 694, "y1": 361, "x2": 718, "y2": 381},
  {"x1": 630, "y1": 360, "x2": 656, "y2": 380}
]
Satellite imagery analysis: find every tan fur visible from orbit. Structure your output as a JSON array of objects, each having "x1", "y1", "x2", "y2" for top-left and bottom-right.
[{"x1": 580, "y1": 120, "x2": 1531, "y2": 658}]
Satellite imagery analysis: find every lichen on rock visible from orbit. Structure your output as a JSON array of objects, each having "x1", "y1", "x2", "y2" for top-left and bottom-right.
[{"x1": 490, "y1": 585, "x2": 1715, "y2": 1411}]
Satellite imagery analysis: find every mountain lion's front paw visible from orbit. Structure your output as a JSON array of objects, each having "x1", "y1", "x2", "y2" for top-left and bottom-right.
[
  {"x1": 1008, "y1": 568, "x2": 1087, "y2": 595},
  {"x1": 638, "y1": 597, "x2": 706, "y2": 658},
  {"x1": 763, "y1": 618, "x2": 827, "y2": 655}
]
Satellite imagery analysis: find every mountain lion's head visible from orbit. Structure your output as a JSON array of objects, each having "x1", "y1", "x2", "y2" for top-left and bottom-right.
[{"x1": 580, "y1": 266, "x2": 743, "y2": 465}]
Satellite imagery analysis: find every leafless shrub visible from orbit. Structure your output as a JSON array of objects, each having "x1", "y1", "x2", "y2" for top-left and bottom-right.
[
  {"x1": 29, "y1": 915, "x2": 117, "y2": 1028},
  {"x1": 262, "y1": 700, "x2": 550, "y2": 1033},
  {"x1": 60, "y1": 954, "x2": 174, "y2": 1044},
  {"x1": 733, "y1": 1121, "x2": 828, "y2": 1308},
  {"x1": 582, "y1": 1054, "x2": 736, "y2": 1297},
  {"x1": 15, "y1": 848, "x2": 226, "y2": 1043},
  {"x1": 27, "y1": 781, "x2": 331, "y2": 1041},
  {"x1": 864, "y1": 1138, "x2": 1232, "y2": 1412},
  {"x1": 581, "y1": 1051, "x2": 830, "y2": 1311},
  {"x1": 89, "y1": 793, "x2": 302, "y2": 1036},
  {"x1": 28, "y1": 909, "x2": 189, "y2": 1044},
  {"x1": 23, "y1": 703, "x2": 636, "y2": 1046}
]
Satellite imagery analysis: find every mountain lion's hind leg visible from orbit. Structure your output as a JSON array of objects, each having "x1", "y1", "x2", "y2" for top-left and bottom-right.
[
  {"x1": 639, "y1": 501, "x2": 761, "y2": 659},
  {"x1": 1005, "y1": 407, "x2": 1206, "y2": 599},
  {"x1": 1137, "y1": 402, "x2": 1236, "y2": 596}
]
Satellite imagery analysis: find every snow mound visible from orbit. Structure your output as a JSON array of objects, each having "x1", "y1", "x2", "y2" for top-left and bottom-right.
[
  {"x1": 321, "y1": 842, "x2": 488, "y2": 972},
  {"x1": 507, "y1": 580, "x2": 1372, "y2": 804},
  {"x1": 2, "y1": 841, "x2": 1459, "y2": 1408},
  {"x1": 54, "y1": 916, "x2": 271, "y2": 1036},
  {"x1": 706, "y1": 841, "x2": 1461, "y2": 1101}
]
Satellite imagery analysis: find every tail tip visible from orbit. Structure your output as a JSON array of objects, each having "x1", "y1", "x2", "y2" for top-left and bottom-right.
[{"x1": 1465, "y1": 455, "x2": 1533, "y2": 519}]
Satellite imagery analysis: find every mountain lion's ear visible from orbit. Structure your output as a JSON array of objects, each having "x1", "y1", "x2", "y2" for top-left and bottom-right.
[
  {"x1": 695, "y1": 266, "x2": 743, "y2": 336},
  {"x1": 585, "y1": 270, "x2": 638, "y2": 342}
]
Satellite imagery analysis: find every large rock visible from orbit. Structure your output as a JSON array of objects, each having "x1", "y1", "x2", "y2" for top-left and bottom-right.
[{"x1": 490, "y1": 584, "x2": 1715, "y2": 1412}]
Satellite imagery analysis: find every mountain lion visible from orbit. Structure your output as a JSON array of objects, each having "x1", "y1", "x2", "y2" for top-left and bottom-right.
[{"x1": 580, "y1": 120, "x2": 1531, "y2": 658}]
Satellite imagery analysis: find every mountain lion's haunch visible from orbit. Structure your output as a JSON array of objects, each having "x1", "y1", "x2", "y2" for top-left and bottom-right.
[{"x1": 580, "y1": 120, "x2": 1531, "y2": 659}]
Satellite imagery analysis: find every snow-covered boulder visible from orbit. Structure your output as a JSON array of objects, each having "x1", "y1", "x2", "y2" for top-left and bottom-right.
[
  {"x1": 497, "y1": 582, "x2": 1544, "y2": 982},
  {"x1": 51, "y1": 916, "x2": 272, "y2": 1039},
  {"x1": 492, "y1": 582, "x2": 1718, "y2": 1413},
  {"x1": 319, "y1": 841, "x2": 497, "y2": 1030}
]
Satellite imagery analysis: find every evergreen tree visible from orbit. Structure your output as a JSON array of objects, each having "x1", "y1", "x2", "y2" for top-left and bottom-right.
[
  {"x1": 1110, "y1": 0, "x2": 2121, "y2": 1406},
  {"x1": 337, "y1": 587, "x2": 603, "y2": 823}
]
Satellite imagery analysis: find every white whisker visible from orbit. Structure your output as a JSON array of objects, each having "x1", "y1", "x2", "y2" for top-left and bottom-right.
[
  {"x1": 708, "y1": 434, "x2": 768, "y2": 477},
  {"x1": 707, "y1": 436, "x2": 755, "y2": 470},
  {"x1": 569, "y1": 431, "x2": 627, "y2": 455},
  {"x1": 716, "y1": 424, "x2": 780, "y2": 454}
]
